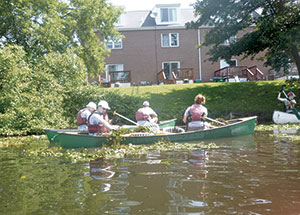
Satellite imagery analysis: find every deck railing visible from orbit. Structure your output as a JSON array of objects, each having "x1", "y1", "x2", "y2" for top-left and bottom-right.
[
  {"x1": 108, "y1": 70, "x2": 131, "y2": 83},
  {"x1": 214, "y1": 66, "x2": 248, "y2": 80},
  {"x1": 99, "y1": 70, "x2": 131, "y2": 87},
  {"x1": 157, "y1": 68, "x2": 194, "y2": 84},
  {"x1": 248, "y1": 66, "x2": 264, "y2": 80},
  {"x1": 214, "y1": 66, "x2": 264, "y2": 81}
]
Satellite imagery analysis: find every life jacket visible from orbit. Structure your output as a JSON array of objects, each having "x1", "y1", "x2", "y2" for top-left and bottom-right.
[
  {"x1": 189, "y1": 104, "x2": 205, "y2": 121},
  {"x1": 77, "y1": 109, "x2": 87, "y2": 126},
  {"x1": 87, "y1": 112, "x2": 109, "y2": 133},
  {"x1": 285, "y1": 100, "x2": 295, "y2": 110},
  {"x1": 136, "y1": 108, "x2": 151, "y2": 121}
]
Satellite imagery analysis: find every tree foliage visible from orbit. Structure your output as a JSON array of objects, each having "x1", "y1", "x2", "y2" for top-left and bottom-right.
[
  {"x1": 0, "y1": 0, "x2": 124, "y2": 135},
  {"x1": 187, "y1": 0, "x2": 300, "y2": 74},
  {"x1": 0, "y1": 0, "x2": 122, "y2": 76},
  {"x1": 0, "y1": 45, "x2": 70, "y2": 135}
]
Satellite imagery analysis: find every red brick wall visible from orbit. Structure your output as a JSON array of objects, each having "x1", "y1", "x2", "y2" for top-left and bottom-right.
[{"x1": 103, "y1": 26, "x2": 271, "y2": 84}]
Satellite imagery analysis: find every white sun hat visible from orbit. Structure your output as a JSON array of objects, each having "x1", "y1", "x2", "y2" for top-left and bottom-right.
[
  {"x1": 98, "y1": 100, "x2": 110, "y2": 110},
  {"x1": 86, "y1": 102, "x2": 97, "y2": 110},
  {"x1": 143, "y1": 101, "x2": 150, "y2": 107}
]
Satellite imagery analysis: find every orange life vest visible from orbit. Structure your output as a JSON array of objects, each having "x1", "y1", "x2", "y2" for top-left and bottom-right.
[{"x1": 77, "y1": 109, "x2": 87, "y2": 126}]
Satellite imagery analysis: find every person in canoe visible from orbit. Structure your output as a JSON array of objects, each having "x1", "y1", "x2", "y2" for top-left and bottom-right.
[
  {"x1": 136, "y1": 101, "x2": 158, "y2": 125},
  {"x1": 77, "y1": 102, "x2": 97, "y2": 130},
  {"x1": 277, "y1": 91, "x2": 296, "y2": 113},
  {"x1": 88, "y1": 100, "x2": 115, "y2": 135},
  {"x1": 183, "y1": 94, "x2": 211, "y2": 131}
]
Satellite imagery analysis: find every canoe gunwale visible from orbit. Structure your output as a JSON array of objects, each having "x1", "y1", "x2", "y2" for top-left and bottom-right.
[
  {"x1": 45, "y1": 116, "x2": 257, "y2": 148},
  {"x1": 57, "y1": 116, "x2": 257, "y2": 139}
]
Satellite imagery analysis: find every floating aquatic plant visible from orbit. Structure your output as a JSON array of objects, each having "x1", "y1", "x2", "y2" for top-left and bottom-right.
[
  {"x1": 255, "y1": 124, "x2": 300, "y2": 131},
  {"x1": 4, "y1": 135, "x2": 219, "y2": 163}
]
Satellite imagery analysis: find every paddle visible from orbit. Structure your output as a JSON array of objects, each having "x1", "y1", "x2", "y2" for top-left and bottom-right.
[
  {"x1": 113, "y1": 111, "x2": 160, "y2": 132},
  {"x1": 204, "y1": 116, "x2": 227, "y2": 126},
  {"x1": 281, "y1": 89, "x2": 300, "y2": 120},
  {"x1": 113, "y1": 111, "x2": 139, "y2": 125}
]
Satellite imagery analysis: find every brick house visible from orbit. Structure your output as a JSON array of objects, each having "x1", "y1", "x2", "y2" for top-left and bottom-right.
[{"x1": 99, "y1": 3, "x2": 269, "y2": 86}]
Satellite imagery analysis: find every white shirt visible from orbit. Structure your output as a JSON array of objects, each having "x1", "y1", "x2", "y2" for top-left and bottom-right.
[
  {"x1": 89, "y1": 112, "x2": 113, "y2": 130},
  {"x1": 136, "y1": 107, "x2": 158, "y2": 125},
  {"x1": 81, "y1": 108, "x2": 92, "y2": 119}
]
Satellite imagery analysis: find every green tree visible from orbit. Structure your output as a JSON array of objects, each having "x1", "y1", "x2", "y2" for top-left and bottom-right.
[
  {"x1": 0, "y1": 0, "x2": 122, "y2": 77},
  {"x1": 187, "y1": 0, "x2": 300, "y2": 75}
]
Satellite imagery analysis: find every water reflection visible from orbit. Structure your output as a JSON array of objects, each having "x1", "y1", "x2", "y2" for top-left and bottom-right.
[
  {"x1": 87, "y1": 133, "x2": 300, "y2": 214},
  {"x1": 1, "y1": 131, "x2": 300, "y2": 214},
  {"x1": 89, "y1": 158, "x2": 115, "y2": 180}
]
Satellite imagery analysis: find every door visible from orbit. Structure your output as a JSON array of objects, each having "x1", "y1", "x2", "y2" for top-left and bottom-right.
[{"x1": 162, "y1": 62, "x2": 180, "y2": 80}]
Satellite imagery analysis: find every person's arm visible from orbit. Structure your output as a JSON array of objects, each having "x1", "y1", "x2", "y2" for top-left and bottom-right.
[
  {"x1": 183, "y1": 115, "x2": 187, "y2": 124},
  {"x1": 98, "y1": 117, "x2": 113, "y2": 130},
  {"x1": 277, "y1": 92, "x2": 285, "y2": 102},
  {"x1": 148, "y1": 108, "x2": 158, "y2": 118},
  {"x1": 183, "y1": 108, "x2": 190, "y2": 123}
]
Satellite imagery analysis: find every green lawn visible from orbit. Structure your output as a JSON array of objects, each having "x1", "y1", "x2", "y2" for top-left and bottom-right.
[{"x1": 110, "y1": 80, "x2": 288, "y2": 123}]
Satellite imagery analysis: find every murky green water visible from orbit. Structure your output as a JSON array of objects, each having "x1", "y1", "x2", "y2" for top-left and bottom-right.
[{"x1": 1, "y1": 130, "x2": 300, "y2": 215}]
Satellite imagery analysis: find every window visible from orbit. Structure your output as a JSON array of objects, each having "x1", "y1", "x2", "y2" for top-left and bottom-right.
[
  {"x1": 105, "y1": 64, "x2": 124, "y2": 82},
  {"x1": 220, "y1": 59, "x2": 237, "y2": 69},
  {"x1": 160, "y1": 8, "x2": 177, "y2": 23},
  {"x1": 161, "y1": 33, "x2": 179, "y2": 47},
  {"x1": 105, "y1": 36, "x2": 122, "y2": 49},
  {"x1": 221, "y1": 36, "x2": 237, "y2": 45},
  {"x1": 162, "y1": 61, "x2": 180, "y2": 80}
]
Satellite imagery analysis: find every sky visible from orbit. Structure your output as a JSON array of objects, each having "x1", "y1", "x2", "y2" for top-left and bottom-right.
[{"x1": 108, "y1": 0, "x2": 194, "y2": 11}]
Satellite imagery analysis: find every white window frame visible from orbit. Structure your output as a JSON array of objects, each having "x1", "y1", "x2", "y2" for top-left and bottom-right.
[
  {"x1": 105, "y1": 36, "x2": 123, "y2": 49},
  {"x1": 157, "y1": 7, "x2": 179, "y2": 24},
  {"x1": 105, "y1": 64, "x2": 124, "y2": 82},
  {"x1": 162, "y1": 61, "x2": 180, "y2": 80},
  {"x1": 161, "y1": 33, "x2": 179, "y2": 47},
  {"x1": 221, "y1": 36, "x2": 237, "y2": 45},
  {"x1": 220, "y1": 59, "x2": 237, "y2": 69}
]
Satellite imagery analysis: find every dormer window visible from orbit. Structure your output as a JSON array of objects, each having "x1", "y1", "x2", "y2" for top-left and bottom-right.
[
  {"x1": 152, "y1": 4, "x2": 181, "y2": 25},
  {"x1": 160, "y1": 8, "x2": 177, "y2": 23}
]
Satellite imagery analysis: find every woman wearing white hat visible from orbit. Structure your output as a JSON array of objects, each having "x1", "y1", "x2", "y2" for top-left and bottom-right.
[
  {"x1": 135, "y1": 101, "x2": 158, "y2": 125},
  {"x1": 88, "y1": 100, "x2": 115, "y2": 135},
  {"x1": 77, "y1": 102, "x2": 97, "y2": 130}
]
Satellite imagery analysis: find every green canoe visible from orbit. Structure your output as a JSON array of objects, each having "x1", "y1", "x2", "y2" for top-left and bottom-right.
[
  {"x1": 44, "y1": 118, "x2": 177, "y2": 143},
  {"x1": 46, "y1": 116, "x2": 256, "y2": 149}
]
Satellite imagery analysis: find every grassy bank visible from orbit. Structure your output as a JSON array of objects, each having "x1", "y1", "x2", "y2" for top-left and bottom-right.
[
  {"x1": 109, "y1": 80, "x2": 291, "y2": 123},
  {"x1": 1, "y1": 79, "x2": 296, "y2": 136}
]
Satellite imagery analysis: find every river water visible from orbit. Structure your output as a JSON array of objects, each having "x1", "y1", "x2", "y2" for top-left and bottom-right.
[{"x1": 0, "y1": 129, "x2": 300, "y2": 215}]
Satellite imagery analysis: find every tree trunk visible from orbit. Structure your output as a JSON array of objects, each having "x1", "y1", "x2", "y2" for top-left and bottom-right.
[{"x1": 291, "y1": 45, "x2": 300, "y2": 76}]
